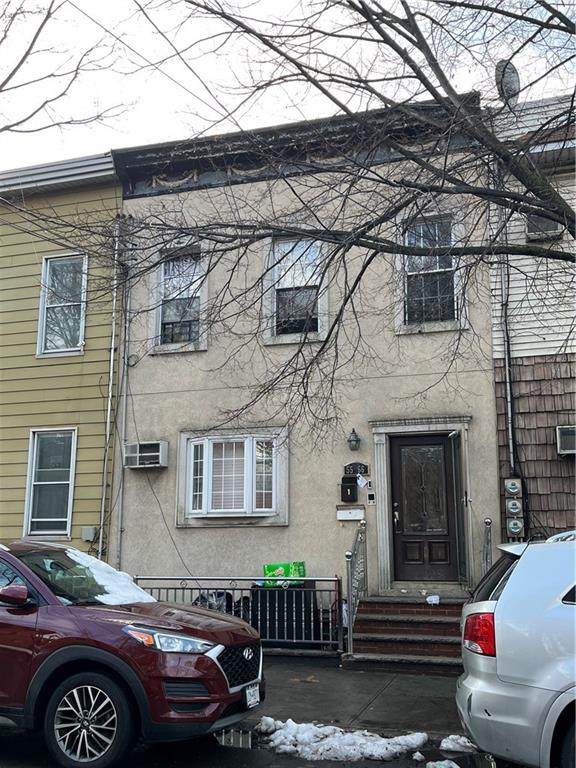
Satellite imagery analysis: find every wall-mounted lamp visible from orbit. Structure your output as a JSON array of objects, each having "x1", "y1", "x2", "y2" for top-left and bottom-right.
[{"x1": 347, "y1": 428, "x2": 361, "y2": 451}]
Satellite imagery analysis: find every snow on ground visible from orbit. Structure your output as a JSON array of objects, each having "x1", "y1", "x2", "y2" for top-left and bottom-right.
[
  {"x1": 439, "y1": 735, "x2": 477, "y2": 752},
  {"x1": 426, "y1": 762, "x2": 460, "y2": 768},
  {"x1": 256, "y1": 717, "x2": 427, "y2": 761}
]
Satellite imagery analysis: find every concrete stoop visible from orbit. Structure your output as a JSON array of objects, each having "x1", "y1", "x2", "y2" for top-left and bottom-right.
[{"x1": 344, "y1": 595, "x2": 466, "y2": 676}]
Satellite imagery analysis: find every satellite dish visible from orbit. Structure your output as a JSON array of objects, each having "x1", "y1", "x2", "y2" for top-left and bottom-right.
[{"x1": 495, "y1": 59, "x2": 520, "y2": 109}]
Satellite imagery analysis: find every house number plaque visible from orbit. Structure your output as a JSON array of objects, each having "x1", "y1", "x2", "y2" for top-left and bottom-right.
[{"x1": 344, "y1": 462, "x2": 369, "y2": 476}]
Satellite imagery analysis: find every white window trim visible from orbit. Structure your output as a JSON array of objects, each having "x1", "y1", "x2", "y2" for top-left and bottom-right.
[
  {"x1": 150, "y1": 245, "x2": 208, "y2": 354},
  {"x1": 23, "y1": 427, "x2": 78, "y2": 538},
  {"x1": 37, "y1": 253, "x2": 87, "y2": 357},
  {"x1": 177, "y1": 428, "x2": 289, "y2": 527},
  {"x1": 394, "y1": 217, "x2": 468, "y2": 335},
  {"x1": 262, "y1": 239, "x2": 329, "y2": 346}
]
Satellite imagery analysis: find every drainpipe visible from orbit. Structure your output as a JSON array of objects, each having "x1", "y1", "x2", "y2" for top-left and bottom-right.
[
  {"x1": 495, "y1": 161, "x2": 516, "y2": 474},
  {"x1": 115, "y1": 248, "x2": 131, "y2": 569},
  {"x1": 500, "y1": 262, "x2": 516, "y2": 475},
  {"x1": 98, "y1": 217, "x2": 121, "y2": 559}
]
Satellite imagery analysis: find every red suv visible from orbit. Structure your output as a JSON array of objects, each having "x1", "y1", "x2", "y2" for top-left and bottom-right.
[{"x1": 0, "y1": 540, "x2": 264, "y2": 768}]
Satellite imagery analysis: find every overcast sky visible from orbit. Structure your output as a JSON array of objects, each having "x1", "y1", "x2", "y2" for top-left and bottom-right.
[{"x1": 0, "y1": 0, "x2": 571, "y2": 173}]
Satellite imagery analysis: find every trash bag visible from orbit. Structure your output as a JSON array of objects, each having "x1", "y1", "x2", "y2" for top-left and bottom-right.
[{"x1": 193, "y1": 590, "x2": 233, "y2": 613}]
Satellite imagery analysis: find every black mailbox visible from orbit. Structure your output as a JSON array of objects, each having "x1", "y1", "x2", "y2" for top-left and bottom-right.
[{"x1": 341, "y1": 476, "x2": 358, "y2": 503}]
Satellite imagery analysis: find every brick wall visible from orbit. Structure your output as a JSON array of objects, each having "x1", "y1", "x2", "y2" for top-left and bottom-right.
[{"x1": 494, "y1": 354, "x2": 575, "y2": 536}]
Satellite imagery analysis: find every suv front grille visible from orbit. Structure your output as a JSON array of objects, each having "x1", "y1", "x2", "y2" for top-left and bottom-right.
[{"x1": 217, "y1": 642, "x2": 261, "y2": 689}]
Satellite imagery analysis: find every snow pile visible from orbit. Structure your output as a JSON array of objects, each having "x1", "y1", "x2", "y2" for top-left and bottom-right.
[
  {"x1": 440, "y1": 735, "x2": 477, "y2": 752},
  {"x1": 256, "y1": 717, "x2": 427, "y2": 761},
  {"x1": 412, "y1": 751, "x2": 426, "y2": 761},
  {"x1": 426, "y1": 761, "x2": 460, "y2": 768}
]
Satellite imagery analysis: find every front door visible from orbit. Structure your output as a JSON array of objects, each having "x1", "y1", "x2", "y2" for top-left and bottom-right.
[{"x1": 390, "y1": 434, "x2": 458, "y2": 581}]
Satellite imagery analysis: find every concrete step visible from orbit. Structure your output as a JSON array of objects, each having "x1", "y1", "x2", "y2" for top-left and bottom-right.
[
  {"x1": 352, "y1": 633, "x2": 461, "y2": 657},
  {"x1": 354, "y1": 613, "x2": 461, "y2": 636},
  {"x1": 357, "y1": 596, "x2": 465, "y2": 617},
  {"x1": 341, "y1": 652, "x2": 463, "y2": 676}
]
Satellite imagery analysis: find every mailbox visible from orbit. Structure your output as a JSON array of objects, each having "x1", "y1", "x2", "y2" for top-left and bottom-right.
[{"x1": 341, "y1": 476, "x2": 358, "y2": 503}]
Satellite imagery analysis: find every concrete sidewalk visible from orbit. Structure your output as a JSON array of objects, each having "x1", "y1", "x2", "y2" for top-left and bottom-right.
[{"x1": 246, "y1": 655, "x2": 463, "y2": 739}]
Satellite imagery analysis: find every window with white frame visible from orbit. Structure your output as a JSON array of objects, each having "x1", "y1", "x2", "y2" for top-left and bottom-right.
[
  {"x1": 25, "y1": 429, "x2": 77, "y2": 535},
  {"x1": 184, "y1": 432, "x2": 286, "y2": 518},
  {"x1": 404, "y1": 219, "x2": 456, "y2": 324},
  {"x1": 38, "y1": 255, "x2": 86, "y2": 353},
  {"x1": 273, "y1": 239, "x2": 321, "y2": 335},
  {"x1": 159, "y1": 249, "x2": 203, "y2": 345}
]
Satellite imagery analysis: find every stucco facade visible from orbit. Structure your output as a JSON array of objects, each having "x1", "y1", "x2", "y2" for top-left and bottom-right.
[{"x1": 110, "y1": 108, "x2": 502, "y2": 593}]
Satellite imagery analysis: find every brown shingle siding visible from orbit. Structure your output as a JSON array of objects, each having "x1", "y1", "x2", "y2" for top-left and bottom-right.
[{"x1": 495, "y1": 353, "x2": 575, "y2": 537}]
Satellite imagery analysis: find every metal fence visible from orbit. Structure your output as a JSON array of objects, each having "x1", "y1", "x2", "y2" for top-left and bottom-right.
[{"x1": 134, "y1": 575, "x2": 344, "y2": 653}]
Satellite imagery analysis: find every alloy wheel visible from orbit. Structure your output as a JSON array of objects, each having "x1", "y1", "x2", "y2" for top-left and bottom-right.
[{"x1": 53, "y1": 685, "x2": 118, "y2": 763}]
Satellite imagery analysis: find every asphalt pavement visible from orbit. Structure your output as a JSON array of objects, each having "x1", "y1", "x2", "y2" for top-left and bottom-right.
[{"x1": 0, "y1": 655, "x2": 497, "y2": 768}]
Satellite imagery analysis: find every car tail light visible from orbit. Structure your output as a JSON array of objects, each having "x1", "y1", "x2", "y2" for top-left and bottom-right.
[{"x1": 463, "y1": 612, "x2": 496, "y2": 656}]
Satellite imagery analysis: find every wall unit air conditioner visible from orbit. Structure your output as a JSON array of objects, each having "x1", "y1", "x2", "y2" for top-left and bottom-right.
[
  {"x1": 124, "y1": 441, "x2": 169, "y2": 468},
  {"x1": 526, "y1": 214, "x2": 564, "y2": 241},
  {"x1": 556, "y1": 426, "x2": 576, "y2": 456}
]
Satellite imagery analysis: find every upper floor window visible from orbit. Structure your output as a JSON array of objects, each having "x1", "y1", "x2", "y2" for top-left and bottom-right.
[
  {"x1": 25, "y1": 428, "x2": 77, "y2": 536},
  {"x1": 404, "y1": 219, "x2": 455, "y2": 324},
  {"x1": 38, "y1": 255, "x2": 86, "y2": 354},
  {"x1": 160, "y1": 250, "x2": 203, "y2": 345},
  {"x1": 273, "y1": 239, "x2": 321, "y2": 335}
]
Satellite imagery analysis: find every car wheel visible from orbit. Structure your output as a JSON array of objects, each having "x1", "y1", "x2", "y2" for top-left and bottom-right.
[
  {"x1": 44, "y1": 672, "x2": 136, "y2": 768},
  {"x1": 559, "y1": 721, "x2": 575, "y2": 768}
]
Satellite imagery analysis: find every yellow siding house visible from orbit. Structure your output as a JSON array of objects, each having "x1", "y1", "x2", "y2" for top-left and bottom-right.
[{"x1": 0, "y1": 155, "x2": 121, "y2": 554}]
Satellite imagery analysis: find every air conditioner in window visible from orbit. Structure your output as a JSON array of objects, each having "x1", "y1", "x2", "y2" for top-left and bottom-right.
[
  {"x1": 526, "y1": 214, "x2": 564, "y2": 241},
  {"x1": 124, "y1": 441, "x2": 169, "y2": 468},
  {"x1": 556, "y1": 426, "x2": 576, "y2": 456}
]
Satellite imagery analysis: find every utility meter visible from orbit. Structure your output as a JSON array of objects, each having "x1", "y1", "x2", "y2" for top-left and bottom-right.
[
  {"x1": 507, "y1": 518, "x2": 524, "y2": 537},
  {"x1": 506, "y1": 499, "x2": 523, "y2": 516},
  {"x1": 504, "y1": 477, "x2": 522, "y2": 496}
]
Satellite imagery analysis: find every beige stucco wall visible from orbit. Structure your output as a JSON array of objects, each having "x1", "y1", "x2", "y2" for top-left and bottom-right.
[{"x1": 110, "y1": 165, "x2": 500, "y2": 590}]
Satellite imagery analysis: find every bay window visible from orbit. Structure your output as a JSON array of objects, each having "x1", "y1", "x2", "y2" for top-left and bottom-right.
[{"x1": 181, "y1": 430, "x2": 288, "y2": 523}]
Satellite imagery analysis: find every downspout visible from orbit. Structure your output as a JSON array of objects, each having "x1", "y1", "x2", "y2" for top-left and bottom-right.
[
  {"x1": 98, "y1": 217, "x2": 121, "y2": 559},
  {"x1": 115, "y1": 243, "x2": 131, "y2": 569},
  {"x1": 495, "y1": 160, "x2": 516, "y2": 474}
]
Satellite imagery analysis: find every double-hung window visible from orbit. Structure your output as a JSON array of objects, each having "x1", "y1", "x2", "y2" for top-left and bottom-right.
[
  {"x1": 273, "y1": 239, "x2": 321, "y2": 335},
  {"x1": 159, "y1": 249, "x2": 203, "y2": 346},
  {"x1": 184, "y1": 431, "x2": 287, "y2": 520},
  {"x1": 25, "y1": 429, "x2": 77, "y2": 535},
  {"x1": 38, "y1": 255, "x2": 86, "y2": 354},
  {"x1": 404, "y1": 219, "x2": 456, "y2": 324}
]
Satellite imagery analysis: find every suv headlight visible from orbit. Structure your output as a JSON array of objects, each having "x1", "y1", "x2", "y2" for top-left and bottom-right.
[{"x1": 123, "y1": 625, "x2": 214, "y2": 654}]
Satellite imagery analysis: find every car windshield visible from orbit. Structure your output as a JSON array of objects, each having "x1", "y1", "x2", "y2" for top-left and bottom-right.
[{"x1": 16, "y1": 548, "x2": 156, "y2": 607}]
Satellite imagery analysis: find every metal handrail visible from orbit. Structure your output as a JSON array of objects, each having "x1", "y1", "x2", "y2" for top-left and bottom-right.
[
  {"x1": 482, "y1": 517, "x2": 493, "y2": 574},
  {"x1": 344, "y1": 519, "x2": 367, "y2": 655}
]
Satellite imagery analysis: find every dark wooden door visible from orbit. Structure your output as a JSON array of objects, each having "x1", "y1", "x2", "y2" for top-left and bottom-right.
[{"x1": 391, "y1": 435, "x2": 458, "y2": 581}]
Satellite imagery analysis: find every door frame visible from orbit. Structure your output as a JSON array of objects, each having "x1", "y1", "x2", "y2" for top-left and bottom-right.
[{"x1": 371, "y1": 416, "x2": 473, "y2": 592}]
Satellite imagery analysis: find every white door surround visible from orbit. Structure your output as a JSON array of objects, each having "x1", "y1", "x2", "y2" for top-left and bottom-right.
[{"x1": 370, "y1": 415, "x2": 473, "y2": 593}]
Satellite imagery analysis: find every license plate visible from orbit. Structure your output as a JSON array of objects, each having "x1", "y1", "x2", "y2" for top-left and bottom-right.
[{"x1": 243, "y1": 683, "x2": 260, "y2": 709}]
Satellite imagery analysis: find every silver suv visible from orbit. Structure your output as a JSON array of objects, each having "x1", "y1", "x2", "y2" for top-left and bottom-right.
[{"x1": 456, "y1": 534, "x2": 575, "y2": 768}]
